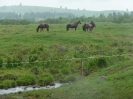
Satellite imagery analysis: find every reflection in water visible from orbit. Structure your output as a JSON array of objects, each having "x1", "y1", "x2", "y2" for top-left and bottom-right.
[{"x1": 0, "y1": 83, "x2": 62, "y2": 95}]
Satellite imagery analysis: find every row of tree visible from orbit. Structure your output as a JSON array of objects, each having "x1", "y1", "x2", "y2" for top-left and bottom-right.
[
  {"x1": 98, "y1": 11, "x2": 133, "y2": 23},
  {"x1": 42, "y1": 12, "x2": 133, "y2": 24},
  {"x1": 0, "y1": 12, "x2": 133, "y2": 25},
  {"x1": 0, "y1": 12, "x2": 75, "y2": 20},
  {"x1": 0, "y1": 19, "x2": 31, "y2": 25}
]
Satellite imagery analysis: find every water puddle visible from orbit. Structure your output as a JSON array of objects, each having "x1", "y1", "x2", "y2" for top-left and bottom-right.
[{"x1": 0, "y1": 83, "x2": 62, "y2": 95}]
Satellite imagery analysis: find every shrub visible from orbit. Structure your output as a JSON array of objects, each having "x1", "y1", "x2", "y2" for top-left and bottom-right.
[
  {"x1": 12, "y1": 57, "x2": 22, "y2": 67},
  {"x1": 29, "y1": 54, "x2": 38, "y2": 63},
  {"x1": 3, "y1": 74, "x2": 18, "y2": 80},
  {"x1": 88, "y1": 57, "x2": 107, "y2": 69},
  {"x1": 61, "y1": 67, "x2": 71, "y2": 75},
  {"x1": 0, "y1": 19, "x2": 31, "y2": 25},
  {"x1": 6, "y1": 57, "x2": 12, "y2": 68},
  {"x1": 30, "y1": 46, "x2": 44, "y2": 55},
  {"x1": 38, "y1": 73, "x2": 54, "y2": 86},
  {"x1": 49, "y1": 68, "x2": 59, "y2": 74},
  {"x1": 5, "y1": 57, "x2": 22, "y2": 68},
  {"x1": 0, "y1": 80, "x2": 16, "y2": 89},
  {"x1": 88, "y1": 58, "x2": 98, "y2": 69},
  {"x1": 53, "y1": 73, "x2": 63, "y2": 80},
  {"x1": 30, "y1": 66, "x2": 42, "y2": 75},
  {"x1": 96, "y1": 57, "x2": 107, "y2": 68},
  {"x1": 16, "y1": 74, "x2": 36, "y2": 86}
]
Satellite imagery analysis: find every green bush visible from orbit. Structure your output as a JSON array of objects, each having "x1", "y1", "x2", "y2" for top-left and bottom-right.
[
  {"x1": 29, "y1": 54, "x2": 38, "y2": 63},
  {"x1": 88, "y1": 57, "x2": 107, "y2": 69},
  {"x1": 30, "y1": 66, "x2": 42, "y2": 75},
  {"x1": 12, "y1": 58, "x2": 22, "y2": 67},
  {"x1": 88, "y1": 58, "x2": 98, "y2": 69},
  {"x1": 0, "y1": 80, "x2": 16, "y2": 89},
  {"x1": 38, "y1": 73, "x2": 54, "y2": 86},
  {"x1": 5, "y1": 57, "x2": 22, "y2": 68},
  {"x1": 3, "y1": 73, "x2": 18, "y2": 80},
  {"x1": 61, "y1": 67, "x2": 71, "y2": 75},
  {"x1": 49, "y1": 68, "x2": 59, "y2": 74},
  {"x1": 96, "y1": 57, "x2": 107, "y2": 68},
  {"x1": 6, "y1": 57, "x2": 12, "y2": 68},
  {"x1": 16, "y1": 74, "x2": 36, "y2": 86},
  {"x1": 0, "y1": 19, "x2": 31, "y2": 25}
]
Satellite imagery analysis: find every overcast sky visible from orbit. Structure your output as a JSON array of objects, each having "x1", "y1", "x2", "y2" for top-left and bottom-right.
[{"x1": 1, "y1": 0, "x2": 132, "y2": 11}]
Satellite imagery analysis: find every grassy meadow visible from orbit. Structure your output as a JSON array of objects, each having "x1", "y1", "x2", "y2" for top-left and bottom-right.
[{"x1": 0, "y1": 22, "x2": 133, "y2": 99}]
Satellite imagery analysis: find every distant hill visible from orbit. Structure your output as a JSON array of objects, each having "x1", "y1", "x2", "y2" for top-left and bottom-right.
[{"x1": 0, "y1": 5, "x2": 127, "y2": 17}]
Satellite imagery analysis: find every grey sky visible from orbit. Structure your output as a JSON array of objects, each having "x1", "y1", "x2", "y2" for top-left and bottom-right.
[{"x1": 1, "y1": 0, "x2": 132, "y2": 11}]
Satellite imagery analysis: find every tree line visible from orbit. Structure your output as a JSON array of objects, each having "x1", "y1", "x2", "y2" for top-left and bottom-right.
[
  {"x1": 0, "y1": 12, "x2": 75, "y2": 20},
  {"x1": 0, "y1": 11, "x2": 133, "y2": 25}
]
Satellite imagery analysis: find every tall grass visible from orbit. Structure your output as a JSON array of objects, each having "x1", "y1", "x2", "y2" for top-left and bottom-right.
[{"x1": 0, "y1": 22, "x2": 133, "y2": 98}]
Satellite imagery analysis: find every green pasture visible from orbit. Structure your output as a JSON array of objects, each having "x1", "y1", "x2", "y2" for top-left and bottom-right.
[
  {"x1": 0, "y1": 22, "x2": 133, "y2": 53},
  {"x1": 0, "y1": 22, "x2": 133, "y2": 99}
]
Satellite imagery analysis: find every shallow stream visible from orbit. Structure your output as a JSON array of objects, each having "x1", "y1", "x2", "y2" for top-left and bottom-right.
[{"x1": 0, "y1": 83, "x2": 62, "y2": 95}]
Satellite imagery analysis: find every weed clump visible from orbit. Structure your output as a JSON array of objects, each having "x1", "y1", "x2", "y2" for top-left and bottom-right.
[{"x1": 38, "y1": 73, "x2": 54, "y2": 86}]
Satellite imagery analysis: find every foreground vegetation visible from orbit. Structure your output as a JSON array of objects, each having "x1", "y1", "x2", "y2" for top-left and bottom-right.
[{"x1": 0, "y1": 22, "x2": 133, "y2": 98}]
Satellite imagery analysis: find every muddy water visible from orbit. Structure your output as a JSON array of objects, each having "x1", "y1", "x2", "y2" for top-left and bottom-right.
[{"x1": 0, "y1": 83, "x2": 62, "y2": 95}]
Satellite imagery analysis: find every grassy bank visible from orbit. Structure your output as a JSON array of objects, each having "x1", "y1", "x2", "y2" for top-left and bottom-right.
[{"x1": 1, "y1": 59, "x2": 133, "y2": 99}]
